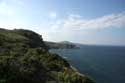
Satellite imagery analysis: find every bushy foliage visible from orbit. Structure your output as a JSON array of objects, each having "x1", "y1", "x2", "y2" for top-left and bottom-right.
[{"x1": 0, "y1": 28, "x2": 94, "y2": 83}]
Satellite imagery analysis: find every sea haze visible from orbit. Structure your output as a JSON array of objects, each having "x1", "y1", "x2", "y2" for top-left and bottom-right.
[{"x1": 50, "y1": 45, "x2": 125, "y2": 83}]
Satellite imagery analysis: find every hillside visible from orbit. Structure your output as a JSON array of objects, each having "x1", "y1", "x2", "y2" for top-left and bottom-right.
[
  {"x1": 45, "y1": 41, "x2": 79, "y2": 49},
  {"x1": 0, "y1": 28, "x2": 94, "y2": 83}
]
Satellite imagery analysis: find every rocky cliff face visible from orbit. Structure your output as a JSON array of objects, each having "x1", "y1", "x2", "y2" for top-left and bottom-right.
[{"x1": 0, "y1": 28, "x2": 94, "y2": 83}]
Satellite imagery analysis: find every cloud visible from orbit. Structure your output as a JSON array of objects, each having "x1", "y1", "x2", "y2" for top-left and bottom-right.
[
  {"x1": 44, "y1": 12, "x2": 125, "y2": 43},
  {"x1": 12, "y1": 0, "x2": 24, "y2": 7},
  {"x1": 51, "y1": 12, "x2": 125, "y2": 30},
  {"x1": 49, "y1": 12, "x2": 57, "y2": 19},
  {"x1": 0, "y1": 1, "x2": 14, "y2": 15},
  {"x1": 0, "y1": 0, "x2": 24, "y2": 15}
]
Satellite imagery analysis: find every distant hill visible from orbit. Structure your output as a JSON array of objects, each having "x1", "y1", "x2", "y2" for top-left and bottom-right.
[
  {"x1": 44, "y1": 41, "x2": 80, "y2": 49},
  {"x1": 0, "y1": 28, "x2": 94, "y2": 83},
  {"x1": 59, "y1": 41, "x2": 74, "y2": 44}
]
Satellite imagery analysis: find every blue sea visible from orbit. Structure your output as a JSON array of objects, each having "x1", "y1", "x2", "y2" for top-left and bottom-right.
[{"x1": 50, "y1": 45, "x2": 125, "y2": 83}]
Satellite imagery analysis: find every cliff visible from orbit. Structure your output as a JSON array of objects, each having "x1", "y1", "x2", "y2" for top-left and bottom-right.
[
  {"x1": 0, "y1": 28, "x2": 94, "y2": 83},
  {"x1": 45, "y1": 41, "x2": 79, "y2": 49}
]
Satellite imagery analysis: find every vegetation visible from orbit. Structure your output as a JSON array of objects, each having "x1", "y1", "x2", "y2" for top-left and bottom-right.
[{"x1": 0, "y1": 28, "x2": 94, "y2": 83}]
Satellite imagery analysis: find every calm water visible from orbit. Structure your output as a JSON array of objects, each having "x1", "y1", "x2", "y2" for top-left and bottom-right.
[{"x1": 50, "y1": 45, "x2": 125, "y2": 83}]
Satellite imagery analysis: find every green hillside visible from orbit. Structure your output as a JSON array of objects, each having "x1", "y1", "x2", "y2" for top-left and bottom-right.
[{"x1": 0, "y1": 28, "x2": 94, "y2": 83}]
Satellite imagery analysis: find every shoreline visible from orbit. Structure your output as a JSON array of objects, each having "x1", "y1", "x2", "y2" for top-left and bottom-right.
[{"x1": 70, "y1": 65, "x2": 85, "y2": 77}]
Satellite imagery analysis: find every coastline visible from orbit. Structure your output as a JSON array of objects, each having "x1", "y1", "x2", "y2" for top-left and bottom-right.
[
  {"x1": 61, "y1": 55, "x2": 95, "y2": 83},
  {"x1": 70, "y1": 65, "x2": 85, "y2": 77},
  {"x1": 70, "y1": 64, "x2": 95, "y2": 82}
]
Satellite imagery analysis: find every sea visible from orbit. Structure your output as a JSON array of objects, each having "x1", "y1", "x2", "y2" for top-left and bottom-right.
[{"x1": 50, "y1": 45, "x2": 125, "y2": 83}]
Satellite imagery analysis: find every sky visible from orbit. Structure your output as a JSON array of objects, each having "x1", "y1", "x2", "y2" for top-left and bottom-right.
[{"x1": 0, "y1": 0, "x2": 125, "y2": 46}]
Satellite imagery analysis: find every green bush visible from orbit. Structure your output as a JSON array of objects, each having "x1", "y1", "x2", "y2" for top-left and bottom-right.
[{"x1": 0, "y1": 28, "x2": 94, "y2": 83}]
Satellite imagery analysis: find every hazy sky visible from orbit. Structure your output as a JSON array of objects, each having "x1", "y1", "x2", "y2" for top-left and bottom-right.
[{"x1": 0, "y1": 0, "x2": 125, "y2": 46}]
